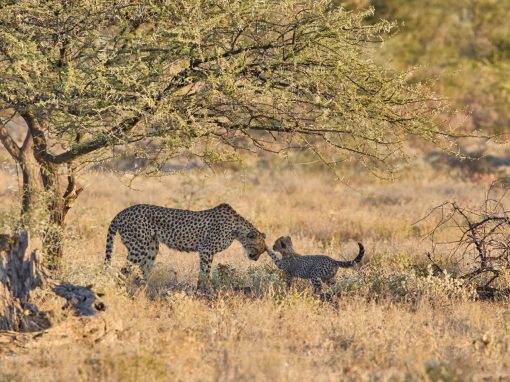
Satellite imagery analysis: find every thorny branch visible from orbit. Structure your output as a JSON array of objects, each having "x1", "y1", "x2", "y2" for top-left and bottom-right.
[{"x1": 418, "y1": 181, "x2": 510, "y2": 290}]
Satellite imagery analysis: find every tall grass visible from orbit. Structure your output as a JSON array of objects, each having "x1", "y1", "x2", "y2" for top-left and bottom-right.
[{"x1": 0, "y1": 156, "x2": 508, "y2": 381}]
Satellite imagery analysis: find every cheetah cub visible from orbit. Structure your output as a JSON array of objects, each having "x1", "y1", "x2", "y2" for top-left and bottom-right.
[{"x1": 266, "y1": 236, "x2": 364, "y2": 294}]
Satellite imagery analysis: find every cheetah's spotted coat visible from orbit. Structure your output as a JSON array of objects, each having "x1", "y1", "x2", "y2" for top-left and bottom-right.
[
  {"x1": 104, "y1": 203, "x2": 266, "y2": 290},
  {"x1": 267, "y1": 236, "x2": 364, "y2": 293}
]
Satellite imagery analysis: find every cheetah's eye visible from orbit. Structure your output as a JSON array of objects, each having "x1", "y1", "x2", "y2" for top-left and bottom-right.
[{"x1": 247, "y1": 231, "x2": 257, "y2": 239}]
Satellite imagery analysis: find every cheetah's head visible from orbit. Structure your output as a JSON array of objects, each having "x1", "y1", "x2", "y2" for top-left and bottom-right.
[
  {"x1": 238, "y1": 228, "x2": 267, "y2": 261},
  {"x1": 273, "y1": 236, "x2": 296, "y2": 259}
]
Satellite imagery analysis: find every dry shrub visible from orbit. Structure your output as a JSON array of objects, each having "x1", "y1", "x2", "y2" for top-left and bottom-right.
[{"x1": 418, "y1": 180, "x2": 510, "y2": 298}]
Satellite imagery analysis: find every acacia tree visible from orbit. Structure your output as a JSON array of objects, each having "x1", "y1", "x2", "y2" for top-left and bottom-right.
[{"x1": 0, "y1": 0, "x2": 451, "y2": 268}]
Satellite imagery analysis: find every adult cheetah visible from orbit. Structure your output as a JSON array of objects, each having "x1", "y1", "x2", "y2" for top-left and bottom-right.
[
  {"x1": 267, "y1": 236, "x2": 364, "y2": 293},
  {"x1": 104, "y1": 203, "x2": 266, "y2": 290}
]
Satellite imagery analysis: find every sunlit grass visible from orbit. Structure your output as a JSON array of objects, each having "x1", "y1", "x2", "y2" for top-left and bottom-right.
[{"x1": 0, "y1": 158, "x2": 508, "y2": 381}]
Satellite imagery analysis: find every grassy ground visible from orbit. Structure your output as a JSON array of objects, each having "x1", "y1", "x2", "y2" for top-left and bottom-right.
[{"x1": 0, "y1": 157, "x2": 509, "y2": 381}]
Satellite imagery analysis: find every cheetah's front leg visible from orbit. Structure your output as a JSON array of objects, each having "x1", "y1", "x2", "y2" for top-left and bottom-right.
[{"x1": 197, "y1": 252, "x2": 214, "y2": 292}]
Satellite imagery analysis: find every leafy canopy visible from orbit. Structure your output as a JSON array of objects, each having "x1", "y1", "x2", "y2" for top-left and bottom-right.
[
  {"x1": 0, "y1": 0, "x2": 451, "y2": 173},
  {"x1": 366, "y1": 0, "x2": 510, "y2": 134}
]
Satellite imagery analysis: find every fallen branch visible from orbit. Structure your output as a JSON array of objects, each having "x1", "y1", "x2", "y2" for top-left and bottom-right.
[{"x1": 52, "y1": 282, "x2": 105, "y2": 316}]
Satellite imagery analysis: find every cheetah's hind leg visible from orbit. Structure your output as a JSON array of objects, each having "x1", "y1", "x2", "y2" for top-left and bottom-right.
[
  {"x1": 140, "y1": 239, "x2": 160, "y2": 280},
  {"x1": 321, "y1": 278, "x2": 336, "y2": 301},
  {"x1": 116, "y1": 262, "x2": 146, "y2": 288},
  {"x1": 115, "y1": 249, "x2": 147, "y2": 287},
  {"x1": 114, "y1": 262, "x2": 134, "y2": 287}
]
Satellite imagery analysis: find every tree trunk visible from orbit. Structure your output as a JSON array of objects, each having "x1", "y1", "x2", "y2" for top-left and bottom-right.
[
  {"x1": 21, "y1": 114, "x2": 83, "y2": 270},
  {"x1": 17, "y1": 155, "x2": 80, "y2": 271},
  {"x1": 40, "y1": 163, "x2": 82, "y2": 270},
  {"x1": 41, "y1": 164, "x2": 66, "y2": 270},
  {"x1": 1, "y1": 113, "x2": 83, "y2": 271},
  {"x1": 18, "y1": 133, "x2": 44, "y2": 224}
]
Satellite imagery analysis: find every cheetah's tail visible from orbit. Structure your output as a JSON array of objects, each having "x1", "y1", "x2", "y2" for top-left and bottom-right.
[
  {"x1": 104, "y1": 217, "x2": 119, "y2": 267},
  {"x1": 335, "y1": 242, "x2": 365, "y2": 268}
]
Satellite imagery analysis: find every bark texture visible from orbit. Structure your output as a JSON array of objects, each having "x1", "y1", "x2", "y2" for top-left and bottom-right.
[
  {"x1": 0, "y1": 231, "x2": 105, "y2": 333},
  {"x1": 0, "y1": 231, "x2": 48, "y2": 331}
]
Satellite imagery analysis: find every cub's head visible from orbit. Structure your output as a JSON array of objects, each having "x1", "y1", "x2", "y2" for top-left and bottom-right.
[
  {"x1": 238, "y1": 228, "x2": 267, "y2": 261},
  {"x1": 273, "y1": 236, "x2": 296, "y2": 258}
]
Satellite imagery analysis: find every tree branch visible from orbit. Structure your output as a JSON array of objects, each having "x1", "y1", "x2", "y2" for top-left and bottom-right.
[
  {"x1": 0, "y1": 111, "x2": 21, "y2": 161},
  {"x1": 45, "y1": 41, "x2": 296, "y2": 165}
]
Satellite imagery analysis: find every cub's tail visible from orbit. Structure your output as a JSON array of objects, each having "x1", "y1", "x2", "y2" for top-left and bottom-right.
[
  {"x1": 104, "y1": 217, "x2": 119, "y2": 267},
  {"x1": 335, "y1": 242, "x2": 365, "y2": 268}
]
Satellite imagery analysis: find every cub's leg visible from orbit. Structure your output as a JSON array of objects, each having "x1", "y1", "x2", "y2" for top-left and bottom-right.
[
  {"x1": 317, "y1": 276, "x2": 338, "y2": 301},
  {"x1": 197, "y1": 252, "x2": 214, "y2": 292},
  {"x1": 285, "y1": 273, "x2": 294, "y2": 289},
  {"x1": 322, "y1": 277, "x2": 336, "y2": 287}
]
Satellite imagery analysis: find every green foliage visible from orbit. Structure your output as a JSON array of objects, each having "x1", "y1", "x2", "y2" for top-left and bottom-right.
[
  {"x1": 363, "y1": 0, "x2": 510, "y2": 133},
  {"x1": 0, "y1": 0, "x2": 451, "y2": 174},
  {"x1": 424, "y1": 359, "x2": 464, "y2": 382},
  {"x1": 211, "y1": 263, "x2": 246, "y2": 289},
  {"x1": 211, "y1": 262, "x2": 284, "y2": 293},
  {"x1": 247, "y1": 263, "x2": 284, "y2": 292}
]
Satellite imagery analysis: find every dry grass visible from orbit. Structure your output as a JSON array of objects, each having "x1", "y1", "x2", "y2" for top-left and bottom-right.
[{"x1": 0, "y1": 156, "x2": 509, "y2": 381}]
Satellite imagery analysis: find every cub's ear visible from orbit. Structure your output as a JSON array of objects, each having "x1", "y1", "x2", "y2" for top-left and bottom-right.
[{"x1": 247, "y1": 231, "x2": 257, "y2": 239}]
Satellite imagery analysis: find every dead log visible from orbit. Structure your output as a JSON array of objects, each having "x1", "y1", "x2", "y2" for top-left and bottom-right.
[
  {"x1": 53, "y1": 283, "x2": 105, "y2": 316},
  {"x1": 0, "y1": 231, "x2": 105, "y2": 333}
]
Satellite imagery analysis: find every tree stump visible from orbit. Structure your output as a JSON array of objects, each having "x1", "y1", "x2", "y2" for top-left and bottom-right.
[
  {"x1": 0, "y1": 231, "x2": 105, "y2": 332},
  {"x1": 0, "y1": 231, "x2": 48, "y2": 331}
]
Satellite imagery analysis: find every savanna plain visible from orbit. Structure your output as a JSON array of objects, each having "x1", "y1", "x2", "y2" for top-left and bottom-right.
[
  {"x1": 1, "y1": 155, "x2": 509, "y2": 382},
  {"x1": 2, "y1": 0, "x2": 510, "y2": 380}
]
